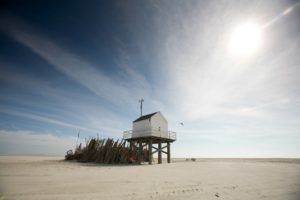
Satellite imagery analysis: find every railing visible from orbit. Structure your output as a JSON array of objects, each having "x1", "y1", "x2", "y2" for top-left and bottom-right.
[
  {"x1": 123, "y1": 129, "x2": 177, "y2": 140},
  {"x1": 123, "y1": 130, "x2": 133, "y2": 140},
  {"x1": 168, "y1": 131, "x2": 177, "y2": 140}
]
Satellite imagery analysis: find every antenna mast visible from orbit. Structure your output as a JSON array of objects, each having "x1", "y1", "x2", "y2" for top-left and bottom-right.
[{"x1": 139, "y1": 98, "x2": 144, "y2": 116}]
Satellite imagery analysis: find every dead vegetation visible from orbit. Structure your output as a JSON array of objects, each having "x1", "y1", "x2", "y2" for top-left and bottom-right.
[{"x1": 65, "y1": 138, "x2": 148, "y2": 164}]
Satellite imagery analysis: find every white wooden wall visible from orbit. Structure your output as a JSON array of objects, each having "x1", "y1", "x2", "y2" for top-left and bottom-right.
[{"x1": 132, "y1": 112, "x2": 168, "y2": 138}]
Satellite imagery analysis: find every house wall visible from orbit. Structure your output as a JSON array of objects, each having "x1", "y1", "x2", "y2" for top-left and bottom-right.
[
  {"x1": 151, "y1": 113, "x2": 168, "y2": 132},
  {"x1": 132, "y1": 119, "x2": 151, "y2": 132},
  {"x1": 132, "y1": 112, "x2": 168, "y2": 138}
]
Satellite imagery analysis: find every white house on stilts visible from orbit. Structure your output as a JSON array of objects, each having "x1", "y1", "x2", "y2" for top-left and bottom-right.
[{"x1": 123, "y1": 111, "x2": 176, "y2": 164}]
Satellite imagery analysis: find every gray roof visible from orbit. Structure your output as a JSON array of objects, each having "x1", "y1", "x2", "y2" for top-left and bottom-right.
[{"x1": 133, "y1": 112, "x2": 158, "y2": 123}]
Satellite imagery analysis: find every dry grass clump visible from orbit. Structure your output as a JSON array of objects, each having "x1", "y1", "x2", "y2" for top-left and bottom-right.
[{"x1": 65, "y1": 137, "x2": 148, "y2": 164}]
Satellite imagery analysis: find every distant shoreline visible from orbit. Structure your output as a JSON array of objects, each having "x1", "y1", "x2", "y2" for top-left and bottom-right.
[
  {"x1": 1, "y1": 155, "x2": 300, "y2": 164},
  {"x1": 1, "y1": 154, "x2": 299, "y2": 159}
]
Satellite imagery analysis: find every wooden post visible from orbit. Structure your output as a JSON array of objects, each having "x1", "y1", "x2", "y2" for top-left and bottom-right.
[
  {"x1": 148, "y1": 139, "x2": 152, "y2": 165},
  {"x1": 138, "y1": 141, "x2": 142, "y2": 164},
  {"x1": 129, "y1": 141, "x2": 132, "y2": 157},
  {"x1": 158, "y1": 141, "x2": 162, "y2": 164},
  {"x1": 167, "y1": 142, "x2": 171, "y2": 163}
]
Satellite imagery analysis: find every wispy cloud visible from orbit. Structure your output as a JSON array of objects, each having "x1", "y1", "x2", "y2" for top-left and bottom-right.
[
  {"x1": 0, "y1": 108, "x2": 97, "y2": 132},
  {"x1": 0, "y1": 67, "x2": 130, "y2": 136},
  {"x1": 0, "y1": 130, "x2": 76, "y2": 155},
  {"x1": 1, "y1": 18, "x2": 153, "y2": 112},
  {"x1": 0, "y1": 17, "x2": 161, "y2": 139}
]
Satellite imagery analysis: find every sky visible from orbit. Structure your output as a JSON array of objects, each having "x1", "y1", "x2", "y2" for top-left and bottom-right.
[{"x1": 0, "y1": 0, "x2": 300, "y2": 157}]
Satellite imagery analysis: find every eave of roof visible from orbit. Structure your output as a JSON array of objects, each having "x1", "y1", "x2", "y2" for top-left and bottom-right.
[{"x1": 133, "y1": 112, "x2": 158, "y2": 123}]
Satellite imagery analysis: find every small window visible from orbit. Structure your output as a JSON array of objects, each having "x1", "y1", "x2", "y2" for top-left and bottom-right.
[{"x1": 158, "y1": 127, "x2": 161, "y2": 131}]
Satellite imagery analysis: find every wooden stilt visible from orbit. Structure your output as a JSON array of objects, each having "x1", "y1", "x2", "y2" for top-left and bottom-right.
[
  {"x1": 138, "y1": 141, "x2": 142, "y2": 164},
  {"x1": 158, "y1": 141, "x2": 162, "y2": 164},
  {"x1": 129, "y1": 141, "x2": 132, "y2": 157},
  {"x1": 167, "y1": 142, "x2": 171, "y2": 163},
  {"x1": 125, "y1": 136, "x2": 175, "y2": 165},
  {"x1": 149, "y1": 139, "x2": 152, "y2": 164}
]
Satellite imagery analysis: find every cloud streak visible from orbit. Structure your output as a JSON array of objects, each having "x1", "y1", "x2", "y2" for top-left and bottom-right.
[
  {"x1": 0, "y1": 108, "x2": 98, "y2": 132},
  {"x1": 0, "y1": 67, "x2": 129, "y2": 136},
  {"x1": 1, "y1": 18, "x2": 153, "y2": 112},
  {"x1": 0, "y1": 130, "x2": 76, "y2": 155}
]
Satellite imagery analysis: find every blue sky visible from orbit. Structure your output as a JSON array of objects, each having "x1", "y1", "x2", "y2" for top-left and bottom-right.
[{"x1": 0, "y1": 0, "x2": 300, "y2": 157}]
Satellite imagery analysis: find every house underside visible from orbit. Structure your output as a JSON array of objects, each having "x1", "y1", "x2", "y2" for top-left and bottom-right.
[{"x1": 125, "y1": 136, "x2": 176, "y2": 164}]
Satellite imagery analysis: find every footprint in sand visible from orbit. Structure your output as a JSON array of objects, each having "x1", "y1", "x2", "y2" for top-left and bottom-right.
[{"x1": 215, "y1": 192, "x2": 220, "y2": 197}]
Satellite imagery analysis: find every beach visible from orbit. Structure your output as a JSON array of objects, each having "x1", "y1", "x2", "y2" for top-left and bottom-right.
[{"x1": 0, "y1": 156, "x2": 300, "y2": 200}]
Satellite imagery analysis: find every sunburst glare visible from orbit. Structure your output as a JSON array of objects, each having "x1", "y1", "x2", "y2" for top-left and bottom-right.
[{"x1": 229, "y1": 23, "x2": 262, "y2": 56}]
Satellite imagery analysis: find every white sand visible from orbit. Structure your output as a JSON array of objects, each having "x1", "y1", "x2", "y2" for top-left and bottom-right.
[{"x1": 0, "y1": 156, "x2": 300, "y2": 200}]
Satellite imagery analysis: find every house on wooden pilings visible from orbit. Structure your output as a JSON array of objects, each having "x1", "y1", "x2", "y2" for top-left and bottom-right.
[{"x1": 123, "y1": 111, "x2": 176, "y2": 164}]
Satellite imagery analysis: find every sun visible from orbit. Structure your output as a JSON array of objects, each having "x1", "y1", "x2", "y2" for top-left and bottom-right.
[{"x1": 229, "y1": 23, "x2": 262, "y2": 56}]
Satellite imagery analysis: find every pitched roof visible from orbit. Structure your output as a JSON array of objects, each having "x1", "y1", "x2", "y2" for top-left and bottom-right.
[{"x1": 133, "y1": 112, "x2": 158, "y2": 123}]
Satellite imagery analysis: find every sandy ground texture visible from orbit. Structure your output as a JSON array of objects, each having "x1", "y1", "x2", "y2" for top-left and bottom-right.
[{"x1": 0, "y1": 156, "x2": 300, "y2": 200}]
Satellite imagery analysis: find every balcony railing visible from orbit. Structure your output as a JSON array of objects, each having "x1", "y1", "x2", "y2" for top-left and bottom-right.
[
  {"x1": 123, "y1": 129, "x2": 177, "y2": 140},
  {"x1": 168, "y1": 131, "x2": 177, "y2": 140},
  {"x1": 123, "y1": 130, "x2": 133, "y2": 140}
]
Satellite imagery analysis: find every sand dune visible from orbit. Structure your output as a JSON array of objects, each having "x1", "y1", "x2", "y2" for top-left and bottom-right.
[{"x1": 0, "y1": 156, "x2": 300, "y2": 200}]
